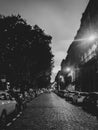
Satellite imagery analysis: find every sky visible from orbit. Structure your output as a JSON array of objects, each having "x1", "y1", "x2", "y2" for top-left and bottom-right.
[{"x1": 0, "y1": 0, "x2": 88, "y2": 81}]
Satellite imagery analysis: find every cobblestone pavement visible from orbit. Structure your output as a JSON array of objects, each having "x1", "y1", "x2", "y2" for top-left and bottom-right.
[{"x1": 7, "y1": 92, "x2": 98, "y2": 130}]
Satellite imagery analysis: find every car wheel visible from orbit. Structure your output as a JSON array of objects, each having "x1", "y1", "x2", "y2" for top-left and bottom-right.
[{"x1": 0, "y1": 111, "x2": 7, "y2": 129}]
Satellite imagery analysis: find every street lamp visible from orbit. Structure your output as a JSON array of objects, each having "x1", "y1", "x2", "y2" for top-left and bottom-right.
[
  {"x1": 87, "y1": 35, "x2": 97, "y2": 42},
  {"x1": 66, "y1": 67, "x2": 71, "y2": 73},
  {"x1": 73, "y1": 34, "x2": 97, "y2": 43}
]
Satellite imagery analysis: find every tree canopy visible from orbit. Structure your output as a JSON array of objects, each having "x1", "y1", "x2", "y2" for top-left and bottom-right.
[{"x1": 0, "y1": 14, "x2": 54, "y2": 90}]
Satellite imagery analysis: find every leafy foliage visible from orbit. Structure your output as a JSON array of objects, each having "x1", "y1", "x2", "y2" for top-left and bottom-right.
[{"x1": 0, "y1": 14, "x2": 54, "y2": 90}]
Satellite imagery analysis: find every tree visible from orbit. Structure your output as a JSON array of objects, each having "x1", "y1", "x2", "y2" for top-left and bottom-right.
[{"x1": 0, "y1": 14, "x2": 54, "y2": 90}]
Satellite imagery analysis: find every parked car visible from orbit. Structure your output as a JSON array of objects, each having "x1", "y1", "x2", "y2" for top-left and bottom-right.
[
  {"x1": 58, "y1": 90, "x2": 67, "y2": 98},
  {"x1": 83, "y1": 92, "x2": 98, "y2": 110},
  {"x1": 0, "y1": 91, "x2": 17, "y2": 128},
  {"x1": 64, "y1": 91, "x2": 75, "y2": 102},
  {"x1": 72, "y1": 92, "x2": 87, "y2": 105},
  {"x1": 63, "y1": 91, "x2": 70, "y2": 100},
  {"x1": 81, "y1": 92, "x2": 98, "y2": 117}
]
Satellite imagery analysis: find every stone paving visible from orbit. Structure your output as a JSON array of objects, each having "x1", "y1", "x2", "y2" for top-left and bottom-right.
[{"x1": 7, "y1": 92, "x2": 98, "y2": 130}]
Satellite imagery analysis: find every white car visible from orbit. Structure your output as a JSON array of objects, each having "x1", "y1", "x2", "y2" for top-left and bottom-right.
[{"x1": 0, "y1": 91, "x2": 17, "y2": 128}]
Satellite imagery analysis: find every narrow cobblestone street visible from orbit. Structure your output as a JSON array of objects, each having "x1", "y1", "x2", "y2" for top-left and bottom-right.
[{"x1": 7, "y1": 92, "x2": 98, "y2": 130}]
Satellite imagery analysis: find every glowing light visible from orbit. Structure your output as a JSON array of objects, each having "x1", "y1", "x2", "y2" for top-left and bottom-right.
[
  {"x1": 66, "y1": 67, "x2": 71, "y2": 72},
  {"x1": 88, "y1": 35, "x2": 96, "y2": 42},
  {"x1": 73, "y1": 34, "x2": 97, "y2": 42}
]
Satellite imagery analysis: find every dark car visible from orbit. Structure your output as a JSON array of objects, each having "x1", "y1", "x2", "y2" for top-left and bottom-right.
[
  {"x1": 83, "y1": 92, "x2": 98, "y2": 114},
  {"x1": 64, "y1": 91, "x2": 76, "y2": 102},
  {"x1": 72, "y1": 92, "x2": 87, "y2": 105},
  {"x1": 58, "y1": 90, "x2": 67, "y2": 98}
]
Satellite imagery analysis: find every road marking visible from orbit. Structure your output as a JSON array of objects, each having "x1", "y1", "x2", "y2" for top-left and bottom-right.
[
  {"x1": 20, "y1": 112, "x2": 22, "y2": 114},
  {"x1": 17, "y1": 114, "x2": 20, "y2": 117},
  {"x1": 6, "y1": 112, "x2": 22, "y2": 127},
  {"x1": 13, "y1": 118, "x2": 16, "y2": 121},
  {"x1": 7, "y1": 122, "x2": 12, "y2": 127}
]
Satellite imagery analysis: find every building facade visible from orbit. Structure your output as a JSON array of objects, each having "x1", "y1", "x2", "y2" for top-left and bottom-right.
[{"x1": 61, "y1": 0, "x2": 98, "y2": 92}]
